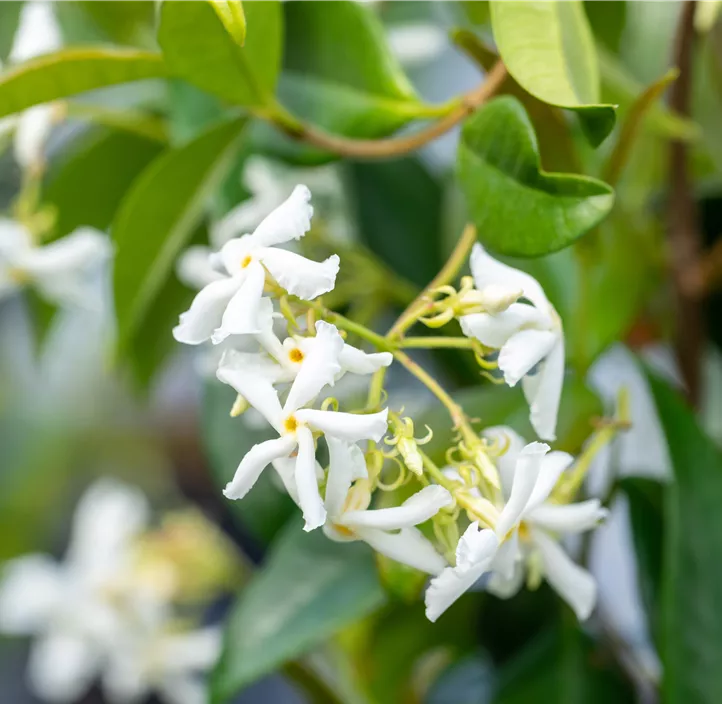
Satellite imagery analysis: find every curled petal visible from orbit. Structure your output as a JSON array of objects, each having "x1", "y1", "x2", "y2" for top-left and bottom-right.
[
  {"x1": 212, "y1": 260, "x2": 266, "y2": 342},
  {"x1": 482, "y1": 425, "x2": 527, "y2": 500},
  {"x1": 296, "y1": 408, "x2": 388, "y2": 444},
  {"x1": 498, "y1": 329, "x2": 557, "y2": 387},
  {"x1": 248, "y1": 184, "x2": 313, "y2": 248},
  {"x1": 338, "y1": 345, "x2": 393, "y2": 375},
  {"x1": 522, "y1": 336, "x2": 565, "y2": 442},
  {"x1": 460, "y1": 303, "x2": 550, "y2": 349},
  {"x1": 223, "y1": 436, "x2": 296, "y2": 500},
  {"x1": 356, "y1": 526, "x2": 447, "y2": 575},
  {"x1": 173, "y1": 276, "x2": 240, "y2": 345},
  {"x1": 295, "y1": 426, "x2": 327, "y2": 531},
  {"x1": 455, "y1": 521, "x2": 500, "y2": 571},
  {"x1": 258, "y1": 248, "x2": 339, "y2": 300},
  {"x1": 487, "y1": 560, "x2": 525, "y2": 599},
  {"x1": 341, "y1": 486, "x2": 452, "y2": 531},
  {"x1": 325, "y1": 437, "x2": 367, "y2": 519},
  {"x1": 527, "y1": 499, "x2": 608, "y2": 534},
  {"x1": 526, "y1": 450, "x2": 574, "y2": 511}
]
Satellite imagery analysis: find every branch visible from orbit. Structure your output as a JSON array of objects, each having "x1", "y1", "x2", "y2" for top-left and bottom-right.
[
  {"x1": 269, "y1": 62, "x2": 506, "y2": 160},
  {"x1": 667, "y1": 0, "x2": 703, "y2": 406}
]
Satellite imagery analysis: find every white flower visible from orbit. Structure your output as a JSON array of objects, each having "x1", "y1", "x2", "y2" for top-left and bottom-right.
[
  {"x1": 0, "y1": 220, "x2": 112, "y2": 308},
  {"x1": 321, "y1": 437, "x2": 452, "y2": 574},
  {"x1": 459, "y1": 244, "x2": 565, "y2": 441},
  {"x1": 425, "y1": 427, "x2": 606, "y2": 622},
  {"x1": 387, "y1": 23, "x2": 447, "y2": 66},
  {"x1": 0, "y1": 479, "x2": 150, "y2": 703},
  {"x1": 173, "y1": 185, "x2": 339, "y2": 346},
  {"x1": 217, "y1": 321, "x2": 388, "y2": 531}
]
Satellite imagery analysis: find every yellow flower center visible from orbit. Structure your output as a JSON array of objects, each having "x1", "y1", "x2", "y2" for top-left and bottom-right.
[
  {"x1": 283, "y1": 415, "x2": 298, "y2": 434},
  {"x1": 518, "y1": 521, "x2": 531, "y2": 542},
  {"x1": 288, "y1": 347, "x2": 304, "y2": 363},
  {"x1": 8, "y1": 267, "x2": 30, "y2": 284},
  {"x1": 333, "y1": 524, "x2": 355, "y2": 538},
  {"x1": 241, "y1": 255, "x2": 252, "y2": 269}
]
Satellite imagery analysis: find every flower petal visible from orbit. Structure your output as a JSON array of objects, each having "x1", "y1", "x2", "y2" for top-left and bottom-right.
[
  {"x1": 532, "y1": 528, "x2": 597, "y2": 620},
  {"x1": 176, "y1": 245, "x2": 225, "y2": 290},
  {"x1": 284, "y1": 321, "x2": 344, "y2": 412},
  {"x1": 341, "y1": 486, "x2": 452, "y2": 531},
  {"x1": 325, "y1": 436, "x2": 367, "y2": 519},
  {"x1": 248, "y1": 184, "x2": 313, "y2": 247},
  {"x1": 217, "y1": 349, "x2": 286, "y2": 386},
  {"x1": 273, "y1": 456, "x2": 324, "y2": 504},
  {"x1": 296, "y1": 408, "x2": 388, "y2": 444},
  {"x1": 173, "y1": 276, "x2": 240, "y2": 345},
  {"x1": 212, "y1": 260, "x2": 266, "y2": 342},
  {"x1": 295, "y1": 426, "x2": 327, "y2": 531},
  {"x1": 527, "y1": 499, "x2": 608, "y2": 534},
  {"x1": 258, "y1": 248, "x2": 339, "y2": 300},
  {"x1": 0, "y1": 218, "x2": 32, "y2": 259},
  {"x1": 356, "y1": 526, "x2": 447, "y2": 575},
  {"x1": 223, "y1": 436, "x2": 296, "y2": 500},
  {"x1": 161, "y1": 627, "x2": 222, "y2": 671},
  {"x1": 338, "y1": 344, "x2": 393, "y2": 375},
  {"x1": 487, "y1": 561, "x2": 525, "y2": 599},
  {"x1": 498, "y1": 329, "x2": 557, "y2": 387},
  {"x1": 425, "y1": 524, "x2": 498, "y2": 622},
  {"x1": 469, "y1": 243, "x2": 551, "y2": 314},
  {"x1": 495, "y1": 442, "x2": 550, "y2": 538},
  {"x1": 522, "y1": 335, "x2": 565, "y2": 441},
  {"x1": 526, "y1": 450, "x2": 574, "y2": 511},
  {"x1": 14, "y1": 103, "x2": 55, "y2": 170},
  {"x1": 460, "y1": 303, "x2": 550, "y2": 349},
  {"x1": 482, "y1": 425, "x2": 527, "y2": 500},
  {"x1": 491, "y1": 532, "x2": 521, "y2": 581},
  {"x1": 218, "y1": 235, "x2": 255, "y2": 274},
  {"x1": 211, "y1": 196, "x2": 275, "y2": 248}
]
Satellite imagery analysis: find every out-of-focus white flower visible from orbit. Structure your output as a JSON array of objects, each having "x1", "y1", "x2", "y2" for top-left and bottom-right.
[
  {"x1": 321, "y1": 436, "x2": 451, "y2": 574},
  {"x1": 10, "y1": 1, "x2": 62, "y2": 64},
  {"x1": 459, "y1": 244, "x2": 565, "y2": 441},
  {"x1": 217, "y1": 321, "x2": 388, "y2": 531},
  {"x1": 0, "y1": 220, "x2": 112, "y2": 309},
  {"x1": 425, "y1": 427, "x2": 605, "y2": 622},
  {"x1": 0, "y1": 480, "x2": 150, "y2": 703},
  {"x1": 388, "y1": 22, "x2": 447, "y2": 66},
  {"x1": 173, "y1": 185, "x2": 339, "y2": 346}
]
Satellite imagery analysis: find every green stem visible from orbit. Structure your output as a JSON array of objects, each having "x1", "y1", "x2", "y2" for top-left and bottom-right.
[
  {"x1": 305, "y1": 300, "x2": 394, "y2": 352},
  {"x1": 399, "y1": 336, "x2": 474, "y2": 350}
]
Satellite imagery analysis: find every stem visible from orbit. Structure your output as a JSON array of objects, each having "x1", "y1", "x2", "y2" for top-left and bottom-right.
[
  {"x1": 399, "y1": 336, "x2": 474, "y2": 350},
  {"x1": 305, "y1": 300, "x2": 393, "y2": 352},
  {"x1": 388, "y1": 224, "x2": 478, "y2": 339},
  {"x1": 668, "y1": 0, "x2": 703, "y2": 406},
  {"x1": 420, "y1": 450, "x2": 456, "y2": 492},
  {"x1": 266, "y1": 63, "x2": 506, "y2": 160},
  {"x1": 366, "y1": 367, "x2": 387, "y2": 410}
]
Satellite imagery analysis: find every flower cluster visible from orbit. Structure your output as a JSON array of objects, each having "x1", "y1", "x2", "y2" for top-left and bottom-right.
[
  {"x1": 174, "y1": 185, "x2": 614, "y2": 624},
  {"x1": 0, "y1": 480, "x2": 237, "y2": 704}
]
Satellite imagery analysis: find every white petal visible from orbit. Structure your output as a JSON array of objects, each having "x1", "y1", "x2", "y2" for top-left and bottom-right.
[
  {"x1": 212, "y1": 260, "x2": 266, "y2": 342},
  {"x1": 14, "y1": 104, "x2": 55, "y2": 170},
  {"x1": 325, "y1": 436, "x2": 367, "y2": 519},
  {"x1": 159, "y1": 677, "x2": 206, "y2": 704},
  {"x1": 528, "y1": 499, "x2": 608, "y2": 534},
  {"x1": 425, "y1": 525, "x2": 498, "y2": 622},
  {"x1": 482, "y1": 425, "x2": 527, "y2": 500},
  {"x1": 216, "y1": 352, "x2": 284, "y2": 429},
  {"x1": 296, "y1": 407, "x2": 388, "y2": 443},
  {"x1": 10, "y1": 1, "x2": 61, "y2": 63},
  {"x1": 338, "y1": 344, "x2": 393, "y2": 375},
  {"x1": 217, "y1": 235, "x2": 254, "y2": 274},
  {"x1": 258, "y1": 248, "x2": 339, "y2": 300},
  {"x1": 460, "y1": 303, "x2": 550, "y2": 349},
  {"x1": 526, "y1": 450, "x2": 574, "y2": 511},
  {"x1": 0, "y1": 218, "x2": 32, "y2": 259},
  {"x1": 273, "y1": 456, "x2": 324, "y2": 504},
  {"x1": 160, "y1": 627, "x2": 221, "y2": 672},
  {"x1": 356, "y1": 526, "x2": 447, "y2": 575},
  {"x1": 487, "y1": 560, "x2": 525, "y2": 599},
  {"x1": 469, "y1": 243, "x2": 551, "y2": 314},
  {"x1": 28, "y1": 632, "x2": 100, "y2": 703},
  {"x1": 295, "y1": 426, "x2": 326, "y2": 531},
  {"x1": 495, "y1": 442, "x2": 550, "y2": 538},
  {"x1": 532, "y1": 528, "x2": 597, "y2": 620},
  {"x1": 499, "y1": 329, "x2": 557, "y2": 387},
  {"x1": 210, "y1": 196, "x2": 273, "y2": 248},
  {"x1": 223, "y1": 436, "x2": 296, "y2": 500},
  {"x1": 173, "y1": 276, "x2": 240, "y2": 345},
  {"x1": 491, "y1": 532, "x2": 520, "y2": 581},
  {"x1": 0, "y1": 555, "x2": 63, "y2": 633},
  {"x1": 248, "y1": 184, "x2": 313, "y2": 247},
  {"x1": 176, "y1": 245, "x2": 225, "y2": 289},
  {"x1": 341, "y1": 486, "x2": 452, "y2": 531},
  {"x1": 522, "y1": 335, "x2": 565, "y2": 442},
  {"x1": 284, "y1": 321, "x2": 344, "y2": 412},
  {"x1": 217, "y1": 349, "x2": 286, "y2": 386}
]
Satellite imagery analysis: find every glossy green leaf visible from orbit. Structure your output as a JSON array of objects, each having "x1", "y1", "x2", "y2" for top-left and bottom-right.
[
  {"x1": 113, "y1": 118, "x2": 246, "y2": 352},
  {"x1": 648, "y1": 373, "x2": 722, "y2": 704},
  {"x1": 0, "y1": 48, "x2": 167, "y2": 119},
  {"x1": 210, "y1": 0, "x2": 247, "y2": 48},
  {"x1": 158, "y1": 0, "x2": 281, "y2": 107},
  {"x1": 457, "y1": 96, "x2": 615, "y2": 257},
  {"x1": 489, "y1": 0, "x2": 616, "y2": 146},
  {"x1": 211, "y1": 521, "x2": 386, "y2": 702},
  {"x1": 201, "y1": 381, "x2": 295, "y2": 545}
]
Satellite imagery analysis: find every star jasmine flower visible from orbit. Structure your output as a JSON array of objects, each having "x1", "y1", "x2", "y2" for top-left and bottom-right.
[
  {"x1": 425, "y1": 427, "x2": 605, "y2": 622},
  {"x1": 0, "y1": 479, "x2": 150, "y2": 702},
  {"x1": 0, "y1": 220, "x2": 112, "y2": 308},
  {"x1": 321, "y1": 436, "x2": 452, "y2": 574},
  {"x1": 217, "y1": 321, "x2": 388, "y2": 531},
  {"x1": 172, "y1": 185, "x2": 339, "y2": 346},
  {"x1": 459, "y1": 244, "x2": 565, "y2": 441}
]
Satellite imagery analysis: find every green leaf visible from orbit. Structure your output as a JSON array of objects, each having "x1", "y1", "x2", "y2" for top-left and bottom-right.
[
  {"x1": 0, "y1": 48, "x2": 167, "y2": 119},
  {"x1": 210, "y1": 0, "x2": 247, "y2": 48},
  {"x1": 201, "y1": 381, "x2": 295, "y2": 545},
  {"x1": 647, "y1": 373, "x2": 722, "y2": 704},
  {"x1": 489, "y1": 0, "x2": 616, "y2": 146},
  {"x1": 113, "y1": 118, "x2": 246, "y2": 352},
  {"x1": 73, "y1": 1, "x2": 156, "y2": 47},
  {"x1": 211, "y1": 521, "x2": 386, "y2": 702},
  {"x1": 158, "y1": 0, "x2": 281, "y2": 107},
  {"x1": 0, "y1": 2, "x2": 22, "y2": 62},
  {"x1": 457, "y1": 96, "x2": 615, "y2": 257}
]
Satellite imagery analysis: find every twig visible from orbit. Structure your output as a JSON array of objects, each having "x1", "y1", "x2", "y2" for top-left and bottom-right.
[{"x1": 667, "y1": 0, "x2": 703, "y2": 406}]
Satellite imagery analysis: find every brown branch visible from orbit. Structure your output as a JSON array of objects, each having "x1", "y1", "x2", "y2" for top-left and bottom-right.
[
  {"x1": 680, "y1": 236, "x2": 722, "y2": 298},
  {"x1": 273, "y1": 62, "x2": 507, "y2": 160},
  {"x1": 667, "y1": 0, "x2": 703, "y2": 406}
]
